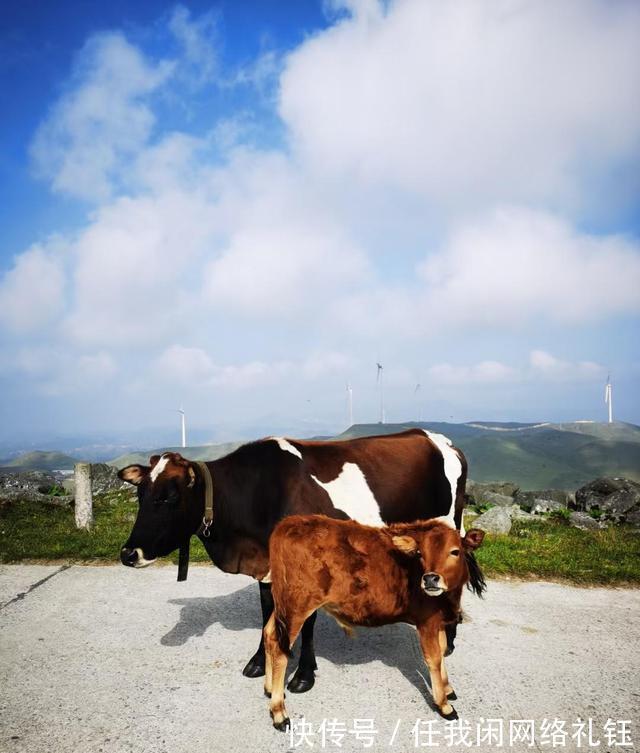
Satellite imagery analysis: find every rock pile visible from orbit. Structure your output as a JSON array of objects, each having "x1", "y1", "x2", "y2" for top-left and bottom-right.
[{"x1": 467, "y1": 477, "x2": 640, "y2": 534}]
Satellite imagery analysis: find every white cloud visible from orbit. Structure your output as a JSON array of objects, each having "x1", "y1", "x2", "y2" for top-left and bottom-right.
[
  {"x1": 428, "y1": 360, "x2": 517, "y2": 385},
  {"x1": 168, "y1": 5, "x2": 218, "y2": 86},
  {"x1": 30, "y1": 33, "x2": 173, "y2": 202},
  {"x1": 154, "y1": 345, "x2": 353, "y2": 391},
  {"x1": 529, "y1": 349, "x2": 604, "y2": 382},
  {"x1": 419, "y1": 207, "x2": 640, "y2": 328},
  {"x1": 281, "y1": 0, "x2": 640, "y2": 214},
  {"x1": 0, "y1": 243, "x2": 66, "y2": 333}
]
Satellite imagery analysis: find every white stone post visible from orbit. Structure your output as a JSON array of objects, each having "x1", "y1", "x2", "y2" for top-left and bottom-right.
[{"x1": 74, "y1": 462, "x2": 93, "y2": 530}]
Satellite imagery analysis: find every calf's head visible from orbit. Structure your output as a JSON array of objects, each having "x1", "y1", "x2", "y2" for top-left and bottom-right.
[
  {"x1": 118, "y1": 452, "x2": 201, "y2": 568},
  {"x1": 392, "y1": 524, "x2": 484, "y2": 596}
]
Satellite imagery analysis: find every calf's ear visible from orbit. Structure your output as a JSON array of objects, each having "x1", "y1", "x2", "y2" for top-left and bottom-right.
[
  {"x1": 463, "y1": 529, "x2": 485, "y2": 550},
  {"x1": 392, "y1": 535, "x2": 419, "y2": 556},
  {"x1": 118, "y1": 465, "x2": 150, "y2": 486}
]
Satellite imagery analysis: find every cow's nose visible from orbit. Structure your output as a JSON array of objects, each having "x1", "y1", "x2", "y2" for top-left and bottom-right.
[
  {"x1": 422, "y1": 572, "x2": 441, "y2": 590},
  {"x1": 120, "y1": 547, "x2": 139, "y2": 566}
]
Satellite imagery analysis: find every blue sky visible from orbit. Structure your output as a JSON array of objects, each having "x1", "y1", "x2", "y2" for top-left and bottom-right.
[{"x1": 0, "y1": 0, "x2": 639, "y2": 446}]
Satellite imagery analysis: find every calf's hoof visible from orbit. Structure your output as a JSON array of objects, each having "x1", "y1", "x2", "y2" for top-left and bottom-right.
[
  {"x1": 446, "y1": 690, "x2": 457, "y2": 700},
  {"x1": 242, "y1": 655, "x2": 266, "y2": 678},
  {"x1": 273, "y1": 717, "x2": 291, "y2": 733},
  {"x1": 287, "y1": 670, "x2": 315, "y2": 694},
  {"x1": 264, "y1": 690, "x2": 271, "y2": 698}
]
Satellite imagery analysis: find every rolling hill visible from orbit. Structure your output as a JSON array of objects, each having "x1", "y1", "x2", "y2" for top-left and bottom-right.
[
  {"x1": 108, "y1": 420, "x2": 640, "y2": 491},
  {"x1": 1, "y1": 450, "x2": 79, "y2": 471}
]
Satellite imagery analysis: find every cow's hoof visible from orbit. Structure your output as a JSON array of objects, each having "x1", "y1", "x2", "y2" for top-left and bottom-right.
[
  {"x1": 287, "y1": 671, "x2": 315, "y2": 694},
  {"x1": 264, "y1": 690, "x2": 272, "y2": 698},
  {"x1": 446, "y1": 690, "x2": 458, "y2": 700},
  {"x1": 439, "y1": 706, "x2": 458, "y2": 721},
  {"x1": 242, "y1": 655, "x2": 265, "y2": 678},
  {"x1": 273, "y1": 718, "x2": 291, "y2": 732},
  {"x1": 445, "y1": 642, "x2": 455, "y2": 657}
]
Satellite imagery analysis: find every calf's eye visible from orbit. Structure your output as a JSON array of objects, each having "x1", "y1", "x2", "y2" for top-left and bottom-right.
[{"x1": 450, "y1": 548, "x2": 460, "y2": 557}]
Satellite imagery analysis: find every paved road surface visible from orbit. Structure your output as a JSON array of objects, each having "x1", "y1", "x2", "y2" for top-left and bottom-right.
[{"x1": 1, "y1": 564, "x2": 639, "y2": 753}]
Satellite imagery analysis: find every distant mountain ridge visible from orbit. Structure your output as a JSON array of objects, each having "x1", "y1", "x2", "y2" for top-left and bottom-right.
[
  {"x1": 1, "y1": 450, "x2": 79, "y2": 471},
  {"x1": 107, "y1": 420, "x2": 640, "y2": 491}
]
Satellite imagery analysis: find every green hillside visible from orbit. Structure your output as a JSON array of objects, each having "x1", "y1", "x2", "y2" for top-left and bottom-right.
[
  {"x1": 111, "y1": 441, "x2": 244, "y2": 469},
  {"x1": 2, "y1": 450, "x2": 79, "y2": 471}
]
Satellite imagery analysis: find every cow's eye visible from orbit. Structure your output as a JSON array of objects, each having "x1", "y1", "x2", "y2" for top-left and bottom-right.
[{"x1": 450, "y1": 548, "x2": 460, "y2": 557}]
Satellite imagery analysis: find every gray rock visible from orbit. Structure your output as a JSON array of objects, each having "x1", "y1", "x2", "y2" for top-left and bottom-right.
[
  {"x1": 569, "y1": 511, "x2": 606, "y2": 530},
  {"x1": 531, "y1": 499, "x2": 567, "y2": 515},
  {"x1": 467, "y1": 480, "x2": 519, "y2": 504},
  {"x1": 574, "y1": 477, "x2": 640, "y2": 523},
  {"x1": 516, "y1": 489, "x2": 572, "y2": 511},
  {"x1": 472, "y1": 505, "x2": 517, "y2": 534},
  {"x1": 89, "y1": 463, "x2": 127, "y2": 495}
]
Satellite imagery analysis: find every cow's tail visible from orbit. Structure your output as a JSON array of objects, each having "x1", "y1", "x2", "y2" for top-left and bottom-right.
[
  {"x1": 465, "y1": 551, "x2": 487, "y2": 597},
  {"x1": 274, "y1": 612, "x2": 291, "y2": 657}
]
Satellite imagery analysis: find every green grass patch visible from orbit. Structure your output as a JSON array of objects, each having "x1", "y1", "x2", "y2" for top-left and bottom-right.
[
  {"x1": 474, "y1": 519, "x2": 640, "y2": 584},
  {"x1": 0, "y1": 493, "x2": 210, "y2": 565},
  {"x1": 1, "y1": 497, "x2": 639, "y2": 584}
]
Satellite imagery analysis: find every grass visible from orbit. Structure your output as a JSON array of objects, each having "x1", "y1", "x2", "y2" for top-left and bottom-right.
[{"x1": 1, "y1": 495, "x2": 639, "y2": 585}]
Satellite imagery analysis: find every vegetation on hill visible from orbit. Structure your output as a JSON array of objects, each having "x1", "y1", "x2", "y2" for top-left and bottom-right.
[{"x1": 1, "y1": 450, "x2": 78, "y2": 471}]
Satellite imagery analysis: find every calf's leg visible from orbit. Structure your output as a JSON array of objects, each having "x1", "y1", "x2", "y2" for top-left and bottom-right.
[
  {"x1": 264, "y1": 613, "x2": 309, "y2": 731},
  {"x1": 243, "y1": 581, "x2": 273, "y2": 678},
  {"x1": 418, "y1": 622, "x2": 457, "y2": 720},
  {"x1": 287, "y1": 611, "x2": 318, "y2": 693},
  {"x1": 438, "y1": 628, "x2": 456, "y2": 700}
]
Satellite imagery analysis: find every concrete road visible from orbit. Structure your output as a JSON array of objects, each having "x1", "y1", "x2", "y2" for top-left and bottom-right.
[{"x1": 1, "y1": 564, "x2": 638, "y2": 753}]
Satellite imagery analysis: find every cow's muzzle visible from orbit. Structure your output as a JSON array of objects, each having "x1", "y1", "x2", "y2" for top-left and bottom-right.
[
  {"x1": 120, "y1": 547, "x2": 156, "y2": 568},
  {"x1": 421, "y1": 572, "x2": 445, "y2": 596}
]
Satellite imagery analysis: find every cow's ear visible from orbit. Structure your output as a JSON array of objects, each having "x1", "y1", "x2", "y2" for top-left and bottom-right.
[
  {"x1": 149, "y1": 455, "x2": 161, "y2": 467},
  {"x1": 118, "y1": 465, "x2": 150, "y2": 486},
  {"x1": 463, "y1": 529, "x2": 485, "y2": 550},
  {"x1": 392, "y1": 535, "x2": 419, "y2": 556}
]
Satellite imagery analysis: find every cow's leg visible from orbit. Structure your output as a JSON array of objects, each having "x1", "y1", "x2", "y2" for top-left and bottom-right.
[
  {"x1": 242, "y1": 581, "x2": 273, "y2": 678},
  {"x1": 264, "y1": 614, "x2": 307, "y2": 731},
  {"x1": 417, "y1": 622, "x2": 457, "y2": 720},
  {"x1": 439, "y1": 628, "x2": 456, "y2": 700},
  {"x1": 286, "y1": 610, "x2": 318, "y2": 693}
]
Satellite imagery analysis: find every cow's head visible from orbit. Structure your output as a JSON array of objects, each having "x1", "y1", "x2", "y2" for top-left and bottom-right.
[
  {"x1": 118, "y1": 452, "x2": 202, "y2": 568},
  {"x1": 392, "y1": 523, "x2": 484, "y2": 596}
]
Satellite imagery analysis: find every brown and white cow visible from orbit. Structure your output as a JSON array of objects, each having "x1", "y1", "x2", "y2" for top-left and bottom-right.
[
  {"x1": 118, "y1": 429, "x2": 485, "y2": 694},
  {"x1": 264, "y1": 515, "x2": 485, "y2": 730}
]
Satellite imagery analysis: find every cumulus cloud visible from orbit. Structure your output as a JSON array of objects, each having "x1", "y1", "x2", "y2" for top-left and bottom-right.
[
  {"x1": 0, "y1": 243, "x2": 66, "y2": 333},
  {"x1": 154, "y1": 345, "x2": 353, "y2": 390},
  {"x1": 529, "y1": 349, "x2": 604, "y2": 382},
  {"x1": 428, "y1": 360, "x2": 517, "y2": 385},
  {"x1": 419, "y1": 207, "x2": 640, "y2": 328},
  {"x1": 2, "y1": 2, "x2": 638, "y2": 432},
  {"x1": 281, "y1": 0, "x2": 640, "y2": 215}
]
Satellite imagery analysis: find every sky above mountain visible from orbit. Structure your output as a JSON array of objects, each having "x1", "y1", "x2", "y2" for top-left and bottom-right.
[{"x1": 1, "y1": 0, "x2": 639, "y2": 444}]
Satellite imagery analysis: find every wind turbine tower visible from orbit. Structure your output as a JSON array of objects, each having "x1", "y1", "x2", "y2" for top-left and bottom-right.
[
  {"x1": 346, "y1": 382, "x2": 353, "y2": 427},
  {"x1": 178, "y1": 406, "x2": 186, "y2": 448},
  {"x1": 604, "y1": 376, "x2": 613, "y2": 424},
  {"x1": 376, "y1": 362, "x2": 385, "y2": 424}
]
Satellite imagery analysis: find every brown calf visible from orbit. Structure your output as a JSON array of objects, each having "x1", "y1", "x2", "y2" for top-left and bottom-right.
[{"x1": 263, "y1": 515, "x2": 484, "y2": 730}]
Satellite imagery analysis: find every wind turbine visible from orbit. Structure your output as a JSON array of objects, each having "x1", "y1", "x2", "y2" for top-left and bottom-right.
[
  {"x1": 414, "y1": 379, "x2": 422, "y2": 423},
  {"x1": 604, "y1": 375, "x2": 613, "y2": 424},
  {"x1": 177, "y1": 406, "x2": 186, "y2": 448},
  {"x1": 346, "y1": 382, "x2": 353, "y2": 427},
  {"x1": 376, "y1": 362, "x2": 385, "y2": 424}
]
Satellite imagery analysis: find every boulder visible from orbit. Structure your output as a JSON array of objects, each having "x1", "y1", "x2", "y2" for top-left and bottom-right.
[
  {"x1": 471, "y1": 504, "x2": 530, "y2": 534},
  {"x1": 516, "y1": 489, "x2": 573, "y2": 511},
  {"x1": 569, "y1": 511, "x2": 606, "y2": 531},
  {"x1": 531, "y1": 499, "x2": 568, "y2": 515},
  {"x1": 467, "y1": 480, "x2": 519, "y2": 502},
  {"x1": 574, "y1": 478, "x2": 640, "y2": 523}
]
